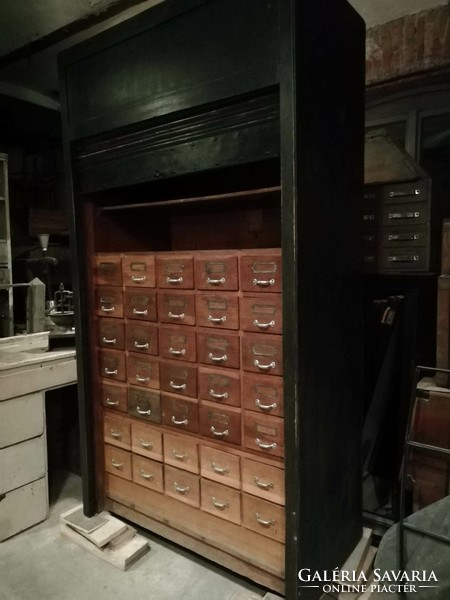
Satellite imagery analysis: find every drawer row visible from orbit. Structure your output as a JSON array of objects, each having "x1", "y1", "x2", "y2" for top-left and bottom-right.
[{"x1": 94, "y1": 250, "x2": 282, "y2": 292}]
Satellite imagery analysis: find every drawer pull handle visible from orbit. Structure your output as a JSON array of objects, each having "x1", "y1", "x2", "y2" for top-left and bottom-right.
[
  {"x1": 256, "y1": 438, "x2": 277, "y2": 450},
  {"x1": 140, "y1": 469, "x2": 154, "y2": 480},
  {"x1": 104, "y1": 368, "x2": 118, "y2": 376},
  {"x1": 388, "y1": 211, "x2": 420, "y2": 220},
  {"x1": 206, "y1": 276, "x2": 226, "y2": 285},
  {"x1": 255, "y1": 513, "x2": 275, "y2": 527},
  {"x1": 105, "y1": 398, "x2": 119, "y2": 406},
  {"x1": 171, "y1": 416, "x2": 188, "y2": 426},
  {"x1": 210, "y1": 426, "x2": 229, "y2": 438},
  {"x1": 208, "y1": 315, "x2": 227, "y2": 324},
  {"x1": 101, "y1": 305, "x2": 115, "y2": 313},
  {"x1": 209, "y1": 389, "x2": 228, "y2": 400},
  {"x1": 132, "y1": 308, "x2": 148, "y2": 316},
  {"x1": 111, "y1": 459, "x2": 123, "y2": 469},
  {"x1": 254, "y1": 476, "x2": 274, "y2": 490},
  {"x1": 388, "y1": 255, "x2": 419, "y2": 263},
  {"x1": 136, "y1": 406, "x2": 152, "y2": 415},
  {"x1": 255, "y1": 398, "x2": 278, "y2": 411},
  {"x1": 211, "y1": 497, "x2": 229, "y2": 510},
  {"x1": 134, "y1": 341, "x2": 149, "y2": 349},
  {"x1": 170, "y1": 381, "x2": 187, "y2": 391},
  {"x1": 166, "y1": 276, "x2": 183, "y2": 285},
  {"x1": 139, "y1": 438, "x2": 153, "y2": 450},
  {"x1": 389, "y1": 189, "x2": 420, "y2": 197},
  {"x1": 253, "y1": 278, "x2": 275, "y2": 287},
  {"x1": 388, "y1": 233, "x2": 419, "y2": 241},
  {"x1": 211, "y1": 462, "x2": 229, "y2": 475},
  {"x1": 168, "y1": 311, "x2": 185, "y2": 320},
  {"x1": 172, "y1": 450, "x2": 188, "y2": 461},
  {"x1": 208, "y1": 352, "x2": 227, "y2": 363},
  {"x1": 102, "y1": 337, "x2": 117, "y2": 345},
  {"x1": 253, "y1": 319, "x2": 275, "y2": 330},
  {"x1": 135, "y1": 375, "x2": 150, "y2": 383},
  {"x1": 173, "y1": 482, "x2": 190, "y2": 494},
  {"x1": 110, "y1": 429, "x2": 122, "y2": 438},
  {"x1": 168, "y1": 347, "x2": 186, "y2": 356},
  {"x1": 254, "y1": 359, "x2": 276, "y2": 371},
  {"x1": 131, "y1": 275, "x2": 146, "y2": 283}
]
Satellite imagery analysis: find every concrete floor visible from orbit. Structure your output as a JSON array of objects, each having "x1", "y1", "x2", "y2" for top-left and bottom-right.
[{"x1": 0, "y1": 470, "x2": 268, "y2": 600}]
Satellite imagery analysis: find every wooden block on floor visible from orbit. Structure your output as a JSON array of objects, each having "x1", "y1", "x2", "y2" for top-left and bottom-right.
[
  {"x1": 108, "y1": 525, "x2": 137, "y2": 550},
  {"x1": 61, "y1": 503, "x2": 127, "y2": 547},
  {"x1": 60, "y1": 504, "x2": 106, "y2": 534}
]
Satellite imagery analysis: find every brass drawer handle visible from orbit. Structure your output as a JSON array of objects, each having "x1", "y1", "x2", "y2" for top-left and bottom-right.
[
  {"x1": 131, "y1": 275, "x2": 146, "y2": 283},
  {"x1": 134, "y1": 341, "x2": 149, "y2": 349},
  {"x1": 110, "y1": 429, "x2": 122, "y2": 438},
  {"x1": 102, "y1": 337, "x2": 117, "y2": 345},
  {"x1": 166, "y1": 276, "x2": 183, "y2": 284},
  {"x1": 168, "y1": 347, "x2": 186, "y2": 356},
  {"x1": 388, "y1": 233, "x2": 419, "y2": 242},
  {"x1": 211, "y1": 496, "x2": 229, "y2": 510},
  {"x1": 255, "y1": 512, "x2": 275, "y2": 527},
  {"x1": 104, "y1": 368, "x2": 118, "y2": 376},
  {"x1": 211, "y1": 462, "x2": 229, "y2": 475},
  {"x1": 168, "y1": 311, "x2": 185, "y2": 320},
  {"x1": 135, "y1": 375, "x2": 150, "y2": 383},
  {"x1": 256, "y1": 438, "x2": 277, "y2": 450},
  {"x1": 253, "y1": 278, "x2": 275, "y2": 287},
  {"x1": 254, "y1": 359, "x2": 276, "y2": 371},
  {"x1": 136, "y1": 406, "x2": 152, "y2": 415},
  {"x1": 389, "y1": 189, "x2": 420, "y2": 197},
  {"x1": 171, "y1": 416, "x2": 188, "y2": 426},
  {"x1": 208, "y1": 352, "x2": 227, "y2": 363},
  {"x1": 388, "y1": 211, "x2": 420, "y2": 219},
  {"x1": 253, "y1": 319, "x2": 275, "y2": 331},
  {"x1": 254, "y1": 476, "x2": 274, "y2": 490},
  {"x1": 105, "y1": 398, "x2": 119, "y2": 406},
  {"x1": 209, "y1": 389, "x2": 228, "y2": 400},
  {"x1": 132, "y1": 308, "x2": 148, "y2": 316},
  {"x1": 208, "y1": 315, "x2": 227, "y2": 324},
  {"x1": 210, "y1": 425, "x2": 229, "y2": 438},
  {"x1": 140, "y1": 469, "x2": 154, "y2": 480},
  {"x1": 255, "y1": 398, "x2": 277, "y2": 412},
  {"x1": 139, "y1": 438, "x2": 153, "y2": 450},
  {"x1": 111, "y1": 459, "x2": 123, "y2": 469},
  {"x1": 172, "y1": 450, "x2": 188, "y2": 461},
  {"x1": 100, "y1": 305, "x2": 115, "y2": 313},
  {"x1": 170, "y1": 381, "x2": 187, "y2": 391},
  {"x1": 206, "y1": 276, "x2": 226, "y2": 285},
  {"x1": 173, "y1": 482, "x2": 190, "y2": 494},
  {"x1": 388, "y1": 255, "x2": 419, "y2": 263}
]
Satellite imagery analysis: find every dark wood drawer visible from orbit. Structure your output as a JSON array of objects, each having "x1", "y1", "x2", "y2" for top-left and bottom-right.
[
  {"x1": 126, "y1": 353, "x2": 160, "y2": 389},
  {"x1": 196, "y1": 292, "x2": 239, "y2": 330},
  {"x1": 195, "y1": 254, "x2": 238, "y2": 291},
  {"x1": 132, "y1": 454, "x2": 163, "y2": 492},
  {"x1": 156, "y1": 254, "x2": 194, "y2": 289},
  {"x1": 94, "y1": 286, "x2": 123, "y2": 318},
  {"x1": 379, "y1": 247, "x2": 428, "y2": 271},
  {"x1": 200, "y1": 479, "x2": 241, "y2": 525},
  {"x1": 100, "y1": 381, "x2": 128, "y2": 412},
  {"x1": 104, "y1": 415, "x2": 131, "y2": 449},
  {"x1": 243, "y1": 411, "x2": 284, "y2": 458},
  {"x1": 199, "y1": 404, "x2": 241, "y2": 446},
  {"x1": 241, "y1": 458, "x2": 285, "y2": 505},
  {"x1": 124, "y1": 289, "x2": 157, "y2": 321},
  {"x1": 200, "y1": 445, "x2": 240, "y2": 489},
  {"x1": 381, "y1": 225, "x2": 428, "y2": 248},
  {"x1": 122, "y1": 253, "x2": 155, "y2": 288},
  {"x1": 93, "y1": 254, "x2": 122, "y2": 286},
  {"x1": 240, "y1": 294, "x2": 282, "y2": 335},
  {"x1": 198, "y1": 366, "x2": 240, "y2": 407},
  {"x1": 163, "y1": 432, "x2": 199, "y2": 474},
  {"x1": 242, "y1": 373, "x2": 283, "y2": 417},
  {"x1": 242, "y1": 493, "x2": 285, "y2": 543},
  {"x1": 240, "y1": 251, "x2": 282, "y2": 293},
  {"x1": 161, "y1": 393, "x2": 199, "y2": 434},
  {"x1": 98, "y1": 349, "x2": 126, "y2": 381},
  {"x1": 104, "y1": 445, "x2": 131, "y2": 480},
  {"x1": 158, "y1": 291, "x2": 196, "y2": 326},
  {"x1": 125, "y1": 321, "x2": 158, "y2": 355},
  {"x1": 131, "y1": 422, "x2": 163, "y2": 461},
  {"x1": 97, "y1": 318, "x2": 125, "y2": 350},
  {"x1": 382, "y1": 181, "x2": 428, "y2": 204},
  {"x1": 242, "y1": 333, "x2": 283, "y2": 376},
  {"x1": 164, "y1": 465, "x2": 200, "y2": 507},
  {"x1": 160, "y1": 360, "x2": 197, "y2": 398},
  {"x1": 197, "y1": 331, "x2": 240, "y2": 369},
  {"x1": 382, "y1": 202, "x2": 428, "y2": 227},
  {"x1": 127, "y1": 386, "x2": 161, "y2": 423},
  {"x1": 159, "y1": 326, "x2": 196, "y2": 362}
]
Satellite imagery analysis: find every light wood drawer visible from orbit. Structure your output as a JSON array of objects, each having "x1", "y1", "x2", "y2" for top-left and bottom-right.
[
  {"x1": 243, "y1": 412, "x2": 285, "y2": 459},
  {"x1": 94, "y1": 286, "x2": 123, "y2": 318},
  {"x1": 163, "y1": 433, "x2": 199, "y2": 474},
  {"x1": 240, "y1": 252, "x2": 282, "y2": 293},
  {"x1": 201, "y1": 479, "x2": 241, "y2": 525},
  {"x1": 100, "y1": 381, "x2": 127, "y2": 413},
  {"x1": 0, "y1": 478, "x2": 48, "y2": 541},
  {"x1": 104, "y1": 445, "x2": 132, "y2": 480},
  {"x1": 122, "y1": 254, "x2": 155, "y2": 288},
  {"x1": 196, "y1": 292, "x2": 239, "y2": 330},
  {"x1": 103, "y1": 415, "x2": 131, "y2": 449},
  {"x1": 241, "y1": 333, "x2": 283, "y2": 376},
  {"x1": 195, "y1": 254, "x2": 239, "y2": 291},
  {"x1": 159, "y1": 326, "x2": 197, "y2": 363},
  {"x1": 98, "y1": 349, "x2": 126, "y2": 382},
  {"x1": 200, "y1": 446, "x2": 241, "y2": 489},
  {"x1": 242, "y1": 373, "x2": 283, "y2": 417},
  {"x1": 158, "y1": 290, "x2": 196, "y2": 326},
  {"x1": 127, "y1": 387, "x2": 161, "y2": 424},
  {"x1": 124, "y1": 289, "x2": 157, "y2": 321},
  {"x1": 241, "y1": 458, "x2": 285, "y2": 505},
  {"x1": 0, "y1": 392, "x2": 44, "y2": 449},
  {"x1": 132, "y1": 455, "x2": 163, "y2": 492},
  {"x1": 97, "y1": 318, "x2": 125, "y2": 350},
  {"x1": 156, "y1": 254, "x2": 194, "y2": 289},
  {"x1": 164, "y1": 465, "x2": 200, "y2": 507},
  {"x1": 199, "y1": 404, "x2": 241, "y2": 446},
  {"x1": 197, "y1": 331, "x2": 240, "y2": 369},
  {"x1": 126, "y1": 353, "x2": 160, "y2": 389},
  {"x1": 93, "y1": 254, "x2": 122, "y2": 286},
  {"x1": 160, "y1": 360, "x2": 197, "y2": 398},
  {"x1": 0, "y1": 435, "x2": 46, "y2": 495},
  {"x1": 131, "y1": 423, "x2": 163, "y2": 461},
  {"x1": 125, "y1": 321, "x2": 158, "y2": 355},
  {"x1": 242, "y1": 494, "x2": 285, "y2": 543},
  {"x1": 240, "y1": 294, "x2": 282, "y2": 335},
  {"x1": 198, "y1": 366, "x2": 240, "y2": 407},
  {"x1": 161, "y1": 393, "x2": 199, "y2": 434}
]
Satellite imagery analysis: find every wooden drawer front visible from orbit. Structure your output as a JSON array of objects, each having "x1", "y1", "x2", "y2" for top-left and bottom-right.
[
  {"x1": 0, "y1": 436, "x2": 46, "y2": 495},
  {"x1": 198, "y1": 366, "x2": 240, "y2": 407},
  {"x1": 131, "y1": 423, "x2": 163, "y2": 461},
  {"x1": 122, "y1": 254, "x2": 155, "y2": 288},
  {"x1": 201, "y1": 479, "x2": 241, "y2": 525},
  {"x1": 379, "y1": 247, "x2": 428, "y2": 271},
  {"x1": 0, "y1": 478, "x2": 47, "y2": 542},
  {"x1": 95, "y1": 286, "x2": 123, "y2": 318},
  {"x1": 98, "y1": 349, "x2": 126, "y2": 381},
  {"x1": 242, "y1": 373, "x2": 283, "y2": 417},
  {"x1": 242, "y1": 494, "x2": 285, "y2": 543},
  {"x1": 382, "y1": 181, "x2": 428, "y2": 204},
  {"x1": 100, "y1": 381, "x2": 127, "y2": 412},
  {"x1": 197, "y1": 331, "x2": 240, "y2": 369},
  {"x1": 243, "y1": 412, "x2": 284, "y2": 458},
  {"x1": 200, "y1": 446, "x2": 241, "y2": 489},
  {"x1": 240, "y1": 294, "x2": 282, "y2": 335},
  {"x1": 132, "y1": 455, "x2": 163, "y2": 492},
  {"x1": 164, "y1": 465, "x2": 200, "y2": 507},
  {"x1": 156, "y1": 255, "x2": 194, "y2": 289},
  {"x1": 199, "y1": 405, "x2": 241, "y2": 446},
  {"x1": 159, "y1": 326, "x2": 196, "y2": 363},
  {"x1": 160, "y1": 360, "x2": 197, "y2": 398},
  {"x1": 381, "y1": 225, "x2": 428, "y2": 248},
  {"x1": 126, "y1": 353, "x2": 160, "y2": 389},
  {"x1": 94, "y1": 254, "x2": 122, "y2": 286},
  {"x1": 163, "y1": 433, "x2": 199, "y2": 474},
  {"x1": 125, "y1": 322, "x2": 158, "y2": 355},
  {"x1": 161, "y1": 393, "x2": 199, "y2": 433},
  {"x1": 98, "y1": 318, "x2": 125, "y2": 350},
  {"x1": 242, "y1": 333, "x2": 283, "y2": 376},
  {"x1": 124, "y1": 290, "x2": 157, "y2": 321},
  {"x1": 240, "y1": 252, "x2": 282, "y2": 293},
  {"x1": 382, "y1": 202, "x2": 428, "y2": 227},
  {"x1": 241, "y1": 458, "x2": 285, "y2": 505},
  {"x1": 104, "y1": 415, "x2": 131, "y2": 449},
  {"x1": 0, "y1": 392, "x2": 44, "y2": 449},
  {"x1": 195, "y1": 255, "x2": 238, "y2": 291},
  {"x1": 128, "y1": 386, "x2": 161, "y2": 424},
  {"x1": 196, "y1": 293, "x2": 239, "y2": 330},
  {"x1": 158, "y1": 291, "x2": 196, "y2": 326},
  {"x1": 104, "y1": 445, "x2": 132, "y2": 480}
]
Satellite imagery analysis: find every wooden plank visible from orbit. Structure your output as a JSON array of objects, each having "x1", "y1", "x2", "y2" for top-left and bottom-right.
[
  {"x1": 0, "y1": 331, "x2": 49, "y2": 352},
  {"x1": 0, "y1": 435, "x2": 47, "y2": 495},
  {"x1": 0, "y1": 478, "x2": 48, "y2": 541},
  {"x1": 0, "y1": 392, "x2": 44, "y2": 449}
]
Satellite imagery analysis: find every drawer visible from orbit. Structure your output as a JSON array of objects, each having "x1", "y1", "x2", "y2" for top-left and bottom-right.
[
  {"x1": 100, "y1": 381, "x2": 127, "y2": 413},
  {"x1": 158, "y1": 291, "x2": 196, "y2": 326},
  {"x1": 199, "y1": 404, "x2": 241, "y2": 446},
  {"x1": 125, "y1": 321, "x2": 158, "y2": 355},
  {"x1": 93, "y1": 254, "x2": 122, "y2": 286},
  {"x1": 242, "y1": 373, "x2": 284, "y2": 417},
  {"x1": 382, "y1": 202, "x2": 428, "y2": 227},
  {"x1": 159, "y1": 326, "x2": 196, "y2": 363},
  {"x1": 379, "y1": 247, "x2": 428, "y2": 271},
  {"x1": 381, "y1": 225, "x2": 428, "y2": 248},
  {"x1": 97, "y1": 318, "x2": 125, "y2": 350},
  {"x1": 242, "y1": 493, "x2": 285, "y2": 543},
  {"x1": 156, "y1": 254, "x2": 194, "y2": 289},
  {"x1": 98, "y1": 349, "x2": 126, "y2": 381},
  {"x1": 128, "y1": 386, "x2": 161, "y2": 424},
  {"x1": 104, "y1": 445, "x2": 132, "y2": 480},
  {"x1": 197, "y1": 331, "x2": 240, "y2": 369},
  {"x1": 200, "y1": 446, "x2": 241, "y2": 489},
  {"x1": 160, "y1": 360, "x2": 197, "y2": 398},
  {"x1": 240, "y1": 252, "x2": 282, "y2": 293},
  {"x1": 161, "y1": 393, "x2": 199, "y2": 434},
  {"x1": 122, "y1": 254, "x2": 155, "y2": 288},
  {"x1": 131, "y1": 422, "x2": 163, "y2": 461},
  {"x1": 163, "y1": 433, "x2": 199, "y2": 474},
  {"x1": 0, "y1": 392, "x2": 44, "y2": 449},
  {"x1": 201, "y1": 479, "x2": 241, "y2": 525},
  {"x1": 94, "y1": 286, "x2": 123, "y2": 318},
  {"x1": 164, "y1": 465, "x2": 200, "y2": 507},
  {"x1": 124, "y1": 289, "x2": 157, "y2": 321},
  {"x1": 103, "y1": 415, "x2": 131, "y2": 449},
  {"x1": 382, "y1": 181, "x2": 428, "y2": 204},
  {"x1": 196, "y1": 292, "x2": 239, "y2": 330},
  {"x1": 132, "y1": 455, "x2": 163, "y2": 493},
  {"x1": 241, "y1": 458, "x2": 285, "y2": 505},
  {"x1": 240, "y1": 294, "x2": 282, "y2": 335},
  {"x1": 0, "y1": 435, "x2": 46, "y2": 495},
  {"x1": 126, "y1": 353, "x2": 160, "y2": 389},
  {"x1": 242, "y1": 333, "x2": 283, "y2": 376},
  {"x1": 0, "y1": 478, "x2": 48, "y2": 542},
  {"x1": 198, "y1": 366, "x2": 240, "y2": 407},
  {"x1": 195, "y1": 254, "x2": 238, "y2": 291},
  {"x1": 243, "y1": 412, "x2": 284, "y2": 458}
]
